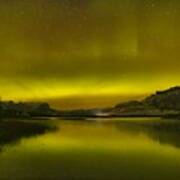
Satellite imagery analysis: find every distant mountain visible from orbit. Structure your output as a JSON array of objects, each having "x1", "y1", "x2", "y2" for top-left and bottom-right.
[
  {"x1": 0, "y1": 101, "x2": 102, "y2": 119},
  {"x1": 109, "y1": 86, "x2": 180, "y2": 117},
  {"x1": 144, "y1": 86, "x2": 180, "y2": 110},
  {"x1": 0, "y1": 101, "x2": 58, "y2": 118},
  {"x1": 1, "y1": 86, "x2": 180, "y2": 119}
]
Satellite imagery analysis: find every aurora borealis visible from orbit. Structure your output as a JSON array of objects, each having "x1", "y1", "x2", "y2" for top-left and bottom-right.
[{"x1": 0, "y1": 0, "x2": 180, "y2": 109}]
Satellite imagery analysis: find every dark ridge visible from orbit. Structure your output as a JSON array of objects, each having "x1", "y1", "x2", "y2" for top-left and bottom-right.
[
  {"x1": 156, "y1": 86, "x2": 180, "y2": 95},
  {"x1": 110, "y1": 86, "x2": 180, "y2": 117}
]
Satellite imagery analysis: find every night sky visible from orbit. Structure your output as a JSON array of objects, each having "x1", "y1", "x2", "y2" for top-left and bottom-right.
[{"x1": 0, "y1": 0, "x2": 180, "y2": 109}]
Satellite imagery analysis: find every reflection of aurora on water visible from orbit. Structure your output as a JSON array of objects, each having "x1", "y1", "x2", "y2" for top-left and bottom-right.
[{"x1": 1, "y1": 118, "x2": 180, "y2": 180}]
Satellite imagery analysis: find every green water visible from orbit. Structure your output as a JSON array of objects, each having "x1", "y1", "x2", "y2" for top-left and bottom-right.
[{"x1": 1, "y1": 118, "x2": 180, "y2": 180}]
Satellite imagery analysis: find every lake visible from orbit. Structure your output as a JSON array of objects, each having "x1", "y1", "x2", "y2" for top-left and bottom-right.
[{"x1": 0, "y1": 118, "x2": 180, "y2": 180}]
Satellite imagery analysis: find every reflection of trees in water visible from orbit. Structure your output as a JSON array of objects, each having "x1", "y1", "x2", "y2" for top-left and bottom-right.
[
  {"x1": 0, "y1": 120, "x2": 56, "y2": 152},
  {"x1": 114, "y1": 120, "x2": 180, "y2": 148}
]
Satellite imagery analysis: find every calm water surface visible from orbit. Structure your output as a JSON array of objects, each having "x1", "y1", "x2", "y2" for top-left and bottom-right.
[{"x1": 1, "y1": 118, "x2": 180, "y2": 180}]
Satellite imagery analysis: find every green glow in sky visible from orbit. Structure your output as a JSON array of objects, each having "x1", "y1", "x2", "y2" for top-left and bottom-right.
[{"x1": 0, "y1": 0, "x2": 180, "y2": 109}]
